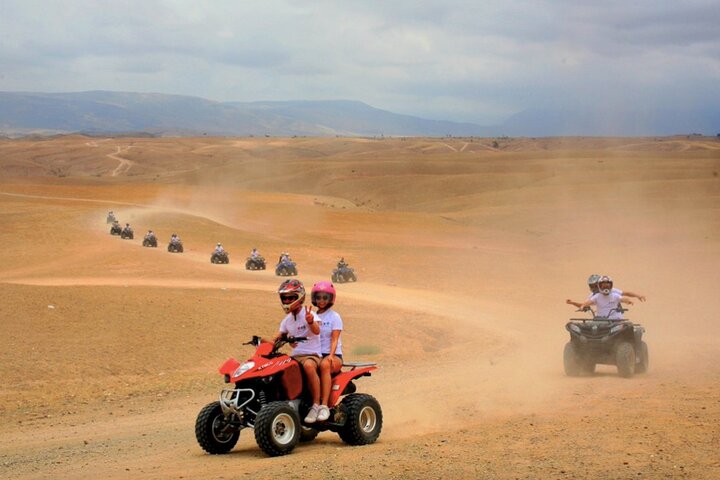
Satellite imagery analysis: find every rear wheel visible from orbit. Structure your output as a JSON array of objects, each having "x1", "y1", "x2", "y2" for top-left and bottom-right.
[
  {"x1": 563, "y1": 342, "x2": 582, "y2": 376},
  {"x1": 616, "y1": 341, "x2": 636, "y2": 378},
  {"x1": 338, "y1": 394, "x2": 383, "y2": 445},
  {"x1": 254, "y1": 402, "x2": 301, "y2": 457},
  {"x1": 195, "y1": 401, "x2": 240, "y2": 454},
  {"x1": 635, "y1": 341, "x2": 649, "y2": 374}
]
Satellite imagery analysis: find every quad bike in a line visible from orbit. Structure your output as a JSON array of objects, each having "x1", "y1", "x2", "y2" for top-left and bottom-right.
[
  {"x1": 211, "y1": 251, "x2": 230, "y2": 264},
  {"x1": 245, "y1": 256, "x2": 266, "y2": 270},
  {"x1": 332, "y1": 265, "x2": 357, "y2": 283},
  {"x1": 168, "y1": 240, "x2": 184, "y2": 253},
  {"x1": 195, "y1": 335, "x2": 382, "y2": 457},
  {"x1": 110, "y1": 223, "x2": 122, "y2": 236},
  {"x1": 120, "y1": 226, "x2": 134, "y2": 240},
  {"x1": 143, "y1": 235, "x2": 158, "y2": 247},
  {"x1": 275, "y1": 259, "x2": 298, "y2": 276},
  {"x1": 564, "y1": 306, "x2": 648, "y2": 378},
  {"x1": 106, "y1": 212, "x2": 117, "y2": 224}
]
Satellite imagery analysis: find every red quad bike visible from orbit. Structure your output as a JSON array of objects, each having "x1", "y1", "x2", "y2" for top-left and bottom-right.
[{"x1": 195, "y1": 335, "x2": 382, "y2": 457}]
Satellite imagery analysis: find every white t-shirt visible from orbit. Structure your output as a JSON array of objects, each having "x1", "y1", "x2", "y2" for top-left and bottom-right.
[
  {"x1": 279, "y1": 307, "x2": 321, "y2": 356},
  {"x1": 317, "y1": 309, "x2": 343, "y2": 355},
  {"x1": 589, "y1": 292, "x2": 624, "y2": 319},
  {"x1": 586, "y1": 287, "x2": 622, "y2": 300}
]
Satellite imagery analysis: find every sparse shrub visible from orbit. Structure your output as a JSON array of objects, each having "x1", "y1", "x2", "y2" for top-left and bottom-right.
[{"x1": 352, "y1": 345, "x2": 382, "y2": 356}]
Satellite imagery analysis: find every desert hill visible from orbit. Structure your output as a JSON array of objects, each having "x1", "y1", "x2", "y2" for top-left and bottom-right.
[
  {"x1": 1, "y1": 135, "x2": 719, "y2": 479},
  {"x1": 2, "y1": 91, "x2": 718, "y2": 137}
]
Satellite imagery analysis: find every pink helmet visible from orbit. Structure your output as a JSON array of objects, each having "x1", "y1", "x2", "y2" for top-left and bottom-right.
[{"x1": 311, "y1": 281, "x2": 336, "y2": 307}]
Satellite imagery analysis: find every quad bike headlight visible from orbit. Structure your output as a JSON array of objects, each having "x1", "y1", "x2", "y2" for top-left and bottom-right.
[
  {"x1": 569, "y1": 324, "x2": 582, "y2": 334},
  {"x1": 610, "y1": 324, "x2": 625, "y2": 334},
  {"x1": 233, "y1": 361, "x2": 255, "y2": 378}
]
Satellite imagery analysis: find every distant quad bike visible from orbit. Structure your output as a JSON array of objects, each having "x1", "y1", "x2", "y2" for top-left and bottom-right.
[
  {"x1": 564, "y1": 306, "x2": 648, "y2": 378},
  {"x1": 106, "y1": 213, "x2": 116, "y2": 224},
  {"x1": 245, "y1": 256, "x2": 266, "y2": 270},
  {"x1": 275, "y1": 259, "x2": 298, "y2": 276},
  {"x1": 332, "y1": 265, "x2": 357, "y2": 283},
  {"x1": 211, "y1": 251, "x2": 230, "y2": 264},
  {"x1": 142, "y1": 235, "x2": 158, "y2": 248},
  {"x1": 110, "y1": 224, "x2": 122, "y2": 236},
  {"x1": 120, "y1": 227, "x2": 134, "y2": 240},
  {"x1": 195, "y1": 335, "x2": 382, "y2": 457},
  {"x1": 168, "y1": 240, "x2": 184, "y2": 253}
]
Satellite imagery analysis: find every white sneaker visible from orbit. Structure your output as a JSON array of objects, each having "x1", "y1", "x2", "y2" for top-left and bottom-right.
[
  {"x1": 304, "y1": 404, "x2": 319, "y2": 424},
  {"x1": 316, "y1": 405, "x2": 330, "y2": 422}
]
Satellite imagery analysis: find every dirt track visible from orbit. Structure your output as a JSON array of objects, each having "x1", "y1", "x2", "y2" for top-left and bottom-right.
[{"x1": 1, "y1": 135, "x2": 719, "y2": 479}]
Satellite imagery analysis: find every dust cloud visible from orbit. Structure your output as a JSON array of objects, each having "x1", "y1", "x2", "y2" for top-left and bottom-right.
[{"x1": 1, "y1": 135, "x2": 719, "y2": 479}]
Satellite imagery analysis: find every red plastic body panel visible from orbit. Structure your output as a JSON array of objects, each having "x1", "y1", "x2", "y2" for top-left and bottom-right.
[
  {"x1": 219, "y1": 358, "x2": 241, "y2": 376},
  {"x1": 282, "y1": 362, "x2": 303, "y2": 399},
  {"x1": 218, "y1": 342, "x2": 303, "y2": 399},
  {"x1": 218, "y1": 343, "x2": 377, "y2": 405},
  {"x1": 328, "y1": 366, "x2": 377, "y2": 407}
]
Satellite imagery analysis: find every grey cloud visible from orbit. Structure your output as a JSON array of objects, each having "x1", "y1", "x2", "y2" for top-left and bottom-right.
[{"x1": 0, "y1": 0, "x2": 718, "y2": 124}]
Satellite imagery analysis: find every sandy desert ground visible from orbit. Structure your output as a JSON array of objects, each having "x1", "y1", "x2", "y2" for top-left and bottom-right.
[{"x1": 1, "y1": 135, "x2": 719, "y2": 479}]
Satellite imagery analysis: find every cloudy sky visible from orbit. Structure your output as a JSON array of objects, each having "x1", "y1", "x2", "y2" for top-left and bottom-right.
[{"x1": 1, "y1": 0, "x2": 718, "y2": 124}]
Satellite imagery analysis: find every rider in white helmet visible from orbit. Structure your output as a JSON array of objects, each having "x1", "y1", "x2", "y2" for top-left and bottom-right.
[
  {"x1": 567, "y1": 274, "x2": 647, "y2": 308},
  {"x1": 578, "y1": 276, "x2": 634, "y2": 319},
  {"x1": 214, "y1": 242, "x2": 225, "y2": 253}
]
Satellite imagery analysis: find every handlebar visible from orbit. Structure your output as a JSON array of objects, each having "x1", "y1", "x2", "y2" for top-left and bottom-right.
[
  {"x1": 573, "y1": 304, "x2": 629, "y2": 320},
  {"x1": 242, "y1": 334, "x2": 307, "y2": 350}
]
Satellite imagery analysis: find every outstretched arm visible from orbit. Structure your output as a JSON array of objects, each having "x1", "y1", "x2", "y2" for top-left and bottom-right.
[
  {"x1": 620, "y1": 296, "x2": 634, "y2": 305},
  {"x1": 578, "y1": 299, "x2": 595, "y2": 311},
  {"x1": 622, "y1": 290, "x2": 646, "y2": 302},
  {"x1": 566, "y1": 299, "x2": 583, "y2": 308}
]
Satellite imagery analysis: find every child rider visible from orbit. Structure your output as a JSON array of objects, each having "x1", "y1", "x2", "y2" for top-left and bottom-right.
[
  {"x1": 311, "y1": 281, "x2": 343, "y2": 422},
  {"x1": 271, "y1": 279, "x2": 323, "y2": 424}
]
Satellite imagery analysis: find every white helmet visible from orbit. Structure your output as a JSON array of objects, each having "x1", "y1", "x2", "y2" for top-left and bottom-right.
[{"x1": 598, "y1": 275, "x2": 613, "y2": 295}]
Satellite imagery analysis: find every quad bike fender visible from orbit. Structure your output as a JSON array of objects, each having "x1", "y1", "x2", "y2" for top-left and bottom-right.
[
  {"x1": 219, "y1": 358, "x2": 242, "y2": 377},
  {"x1": 328, "y1": 365, "x2": 377, "y2": 407},
  {"x1": 633, "y1": 325, "x2": 645, "y2": 344}
]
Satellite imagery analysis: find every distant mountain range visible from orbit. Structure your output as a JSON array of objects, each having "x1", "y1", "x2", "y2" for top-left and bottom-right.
[{"x1": 0, "y1": 91, "x2": 717, "y2": 137}]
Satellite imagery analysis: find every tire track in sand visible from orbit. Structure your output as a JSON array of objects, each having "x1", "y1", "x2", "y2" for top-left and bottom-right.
[{"x1": 108, "y1": 146, "x2": 135, "y2": 176}]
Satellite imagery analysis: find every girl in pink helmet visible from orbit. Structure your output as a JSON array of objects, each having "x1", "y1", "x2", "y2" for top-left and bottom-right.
[{"x1": 311, "y1": 281, "x2": 343, "y2": 422}]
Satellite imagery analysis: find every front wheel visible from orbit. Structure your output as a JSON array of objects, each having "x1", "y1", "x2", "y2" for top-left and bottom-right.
[
  {"x1": 254, "y1": 401, "x2": 301, "y2": 457},
  {"x1": 338, "y1": 394, "x2": 383, "y2": 445},
  {"x1": 563, "y1": 342, "x2": 582, "y2": 376},
  {"x1": 195, "y1": 401, "x2": 241, "y2": 454},
  {"x1": 616, "y1": 341, "x2": 636, "y2": 378}
]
